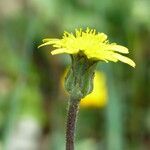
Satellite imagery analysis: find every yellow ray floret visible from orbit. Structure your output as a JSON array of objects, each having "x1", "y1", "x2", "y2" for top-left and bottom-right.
[{"x1": 38, "y1": 28, "x2": 136, "y2": 67}]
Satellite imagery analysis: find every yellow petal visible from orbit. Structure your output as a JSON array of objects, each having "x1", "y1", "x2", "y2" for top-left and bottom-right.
[
  {"x1": 51, "y1": 48, "x2": 78, "y2": 55},
  {"x1": 38, "y1": 41, "x2": 52, "y2": 48},
  {"x1": 106, "y1": 44, "x2": 129, "y2": 54},
  {"x1": 38, "y1": 40, "x2": 60, "y2": 48},
  {"x1": 97, "y1": 33, "x2": 108, "y2": 42},
  {"x1": 94, "y1": 51, "x2": 118, "y2": 62},
  {"x1": 113, "y1": 53, "x2": 136, "y2": 67}
]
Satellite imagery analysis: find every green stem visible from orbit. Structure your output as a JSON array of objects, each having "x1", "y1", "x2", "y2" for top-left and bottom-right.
[{"x1": 66, "y1": 98, "x2": 80, "y2": 150}]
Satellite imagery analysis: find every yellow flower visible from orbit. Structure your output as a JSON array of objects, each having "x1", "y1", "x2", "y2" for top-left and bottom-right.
[
  {"x1": 61, "y1": 70, "x2": 107, "y2": 108},
  {"x1": 80, "y1": 71, "x2": 107, "y2": 108},
  {"x1": 39, "y1": 28, "x2": 135, "y2": 67}
]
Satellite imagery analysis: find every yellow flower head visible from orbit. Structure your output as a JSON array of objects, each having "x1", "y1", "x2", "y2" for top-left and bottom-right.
[{"x1": 39, "y1": 28, "x2": 135, "y2": 67}]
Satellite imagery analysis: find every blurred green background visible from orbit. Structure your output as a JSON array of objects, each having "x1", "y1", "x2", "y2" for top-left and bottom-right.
[{"x1": 0, "y1": 0, "x2": 150, "y2": 150}]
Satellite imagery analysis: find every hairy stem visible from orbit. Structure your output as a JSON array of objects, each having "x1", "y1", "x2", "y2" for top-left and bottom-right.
[{"x1": 66, "y1": 98, "x2": 80, "y2": 150}]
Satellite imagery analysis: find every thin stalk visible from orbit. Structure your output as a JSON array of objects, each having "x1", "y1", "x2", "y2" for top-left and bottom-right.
[{"x1": 66, "y1": 98, "x2": 80, "y2": 150}]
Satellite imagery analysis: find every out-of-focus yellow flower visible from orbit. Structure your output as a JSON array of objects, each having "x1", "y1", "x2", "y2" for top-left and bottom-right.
[
  {"x1": 80, "y1": 71, "x2": 107, "y2": 108},
  {"x1": 39, "y1": 28, "x2": 135, "y2": 67},
  {"x1": 61, "y1": 70, "x2": 107, "y2": 108}
]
